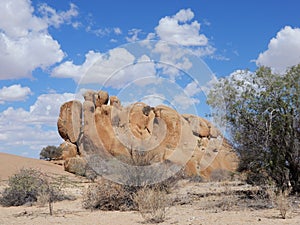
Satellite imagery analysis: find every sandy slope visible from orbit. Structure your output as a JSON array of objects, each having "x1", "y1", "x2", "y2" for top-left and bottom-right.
[
  {"x1": 0, "y1": 153, "x2": 299, "y2": 225},
  {"x1": 0, "y1": 152, "x2": 71, "y2": 180}
]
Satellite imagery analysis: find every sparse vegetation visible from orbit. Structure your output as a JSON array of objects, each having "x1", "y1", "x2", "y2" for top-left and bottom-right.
[
  {"x1": 263, "y1": 184, "x2": 291, "y2": 219},
  {"x1": 210, "y1": 169, "x2": 232, "y2": 182},
  {"x1": 0, "y1": 168, "x2": 71, "y2": 215},
  {"x1": 82, "y1": 178, "x2": 135, "y2": 211},
  {"x1": 82, "y1": 177, "x2": 170, "y2": 223},
  {"x1": 84, "y1": 147, "x2": 176, "y2": 223},
  {"x1": 276, "y1": 189, "x2": 291, "y2": 219},
  {"x1": 134, "y1": 185, "x2": 169, "y2": 223}
]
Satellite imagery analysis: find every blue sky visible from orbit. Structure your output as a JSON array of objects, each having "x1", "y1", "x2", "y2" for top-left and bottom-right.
[{"x1": 1, "y1": 0, "x2": 300, "y2": 158}]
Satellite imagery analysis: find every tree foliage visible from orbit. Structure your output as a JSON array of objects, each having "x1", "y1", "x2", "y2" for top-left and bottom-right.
[
  {"x1": 40, "y1": 145, "x2": 62, "y2": 161},
  {"x1": 207, "y1": 65, "x2": 300, "y2": 193}
]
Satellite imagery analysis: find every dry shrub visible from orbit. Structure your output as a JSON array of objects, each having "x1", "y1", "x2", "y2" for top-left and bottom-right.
[
  {"x1": 260, "y1": 185, "x2": 291, "y2": 219},
  {"x1": 82, "y1": 178, "x2": 135, "y2": 211},
  {"x1": 188, "y1": 175, "x2": 203, "y2": 183},
  {"x1": 265, "y1": 185, "x2": 291, "y2": 219},
  {"x1": 265, "y1": 186, "x2": 291, "y2": 219},
  {"x1": 0, "y1": 169, "x2": 61, "y2": 206},
  {"x1": 242, "y1": 185, "x2": 277, "y2": 210},
  {"x1": 248, "y1": 184, "x2": 291, "y2": 218},
  {"x1": 0, "y1": 169, "x2": 44, "y2": 206},
  {"x1": 216, "y1": 183, "x2": 236, "y2": 210},
  {"x1": 82, "y1": 176, "x2": 171, "y2": 223},
  {"x1": 0, "y1": 168, "x2": 70, "y2": 215},
  {"x1": 276, "y1": 189, "x2": 290, "y2": 219},
  {"x1": 134, "y1": 185, "x2": 169, "y2": 223},
  {"x1": 210, "y1": 169, "x2": 232, "y2": 182}
]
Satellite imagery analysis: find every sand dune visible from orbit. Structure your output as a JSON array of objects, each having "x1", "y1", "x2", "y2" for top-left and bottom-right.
[{"x1": 0, "y1": 152, "x2": 70, "y2": 181}]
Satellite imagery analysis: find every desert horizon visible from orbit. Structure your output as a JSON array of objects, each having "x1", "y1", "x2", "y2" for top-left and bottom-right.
[{"x1": 0, "y1": 152, "x2": 299, "y2": 225}]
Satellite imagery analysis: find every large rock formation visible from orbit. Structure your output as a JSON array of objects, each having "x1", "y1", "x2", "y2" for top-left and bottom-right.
[{"x1": 57, "y1": 90, "x2": 238, "y2": 180}]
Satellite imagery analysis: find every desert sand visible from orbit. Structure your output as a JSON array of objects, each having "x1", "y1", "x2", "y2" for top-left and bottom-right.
[{"x1": 0, "y1": 153, "x2": 299, "y2": 225}]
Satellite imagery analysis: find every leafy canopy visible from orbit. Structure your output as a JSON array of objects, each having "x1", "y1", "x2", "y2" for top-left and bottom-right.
[{"x1": 207, "y1": 65, "x2": 300, "y2": 193}]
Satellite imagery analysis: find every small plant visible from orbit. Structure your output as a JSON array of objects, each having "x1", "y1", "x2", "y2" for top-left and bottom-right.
[
  {"x1": 262, "y1": 184, "x2": 291, "y2": 219},
  {"x1": 210, "y1": 169, "x2": 232, "y2": 182},
  {"x1": 134, "y1": 185, "x2": 169, "y2": 223},
  {"x1": 82, "y1": 178, "x2": 135, "y2": 211},
  {"x1": 0, "y1": 168, "x2": 68, "y2": 215},
  {"x1": 218, "y1": 182, "x2": 236, "y2": 210},
  {"x1": 276, "y1": 189, "x2": 290, "y2": 219},
  {"x1": 250, "y1": 184, "x2": 291, "y2": 218}
]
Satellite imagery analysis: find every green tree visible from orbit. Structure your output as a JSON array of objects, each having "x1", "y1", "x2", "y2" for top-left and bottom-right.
[
  {"x1": 40, "y1": 145, "x2": 62, "y2": 161},
  {"x1": 207, "y1": 65, "x2": 300, "y2": 193}
]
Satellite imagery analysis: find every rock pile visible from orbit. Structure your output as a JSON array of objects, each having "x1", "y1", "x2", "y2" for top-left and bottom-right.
[{"x1": 57, "y1": 90, "x2": 238, "y2": 180}]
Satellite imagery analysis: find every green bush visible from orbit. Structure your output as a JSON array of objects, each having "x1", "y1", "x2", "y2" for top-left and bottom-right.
[{"x1": 0, "y1": 168, "x2": 65, "y2": 207}]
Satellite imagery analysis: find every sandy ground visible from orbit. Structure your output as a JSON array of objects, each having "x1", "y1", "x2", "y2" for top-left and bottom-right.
[
  {"x1": 0, "y1": 153, "x2": 299, "y2": 225},
  {"x1": 0, "y1": 153, "x2": 72, "y2": 180}
]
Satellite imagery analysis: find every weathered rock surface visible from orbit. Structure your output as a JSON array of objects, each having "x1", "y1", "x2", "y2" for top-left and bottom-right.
[
  {"x1": 59, "y1": 141, "x2": 78, "y2": 160},
  {"x1": 57, "y1": 100, "x2": 82, "y2": 143},
  {"x1": 57, "y1": 90, "x2": 238, "y2": 179},
  {"x1": 64, "y1": 156, "x2": 87, "y2": 176}
]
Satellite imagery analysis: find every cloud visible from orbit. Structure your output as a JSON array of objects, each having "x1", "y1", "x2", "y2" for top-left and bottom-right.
[
  {"x1": 38, "y1": 3, "x2": 79, "y2": 28},
  {"x1": 148, "y1": 9, "x2": 214, "y2": 78},
  {"x1": 0, "y1": 0, "x2": 46, "y2": 37},
  {"x1": 171, "y1": 81, "x2": 201, "y2": 111},
  {"x1": 155, "y1": 8, "x2": 208, "y2": 46},
  {"x1": 52, "y1": 50, "x2": 103, "y2": 81},
  {"x1": 0, "y1": 92, "x2": 75, "y2": 156},
  {"x1": 0, "y1": 32, "x2": 64, "y2": 79},
  {"x1": 152, "y1": 41, "x2": 194, "y2": 79},
  {"x1": 53, "y1": 48, "x2": 157, "y2": 88},
  {"x1": 0, "y1": 0, "x2": 78, "y2": 80},
  {"x1": 53, "y1": 48, "x2": 132, "y2": 84},
  {"x1": 256, "y1": 26, "x2": 300, "y2": 74},
  {"x1": 172, "y1": 94, "x2": 200, "y2": 111},
  {"x1": 140, "y1": 94, "x2": 166, "y2": 107},
  {"x1": 86, "y1": 26, "x2": 122, "y2": 37},
  {"x1": 29, "y1": 93, "x2": 76, "y2": 124},
  {"x1": 184, "y1": 81, "x2": 202, "y2": 96},
  {"x1": 52, "y1": 8, "x2": 214, "y2": 89},
  {"x1": 126, "y1": 29, "x2": 142, "y2": 42},
  {"x1": 0, "y1": 84, "x2": 32, "y2": 104},
  {"x1": 114, "y1": 27, "x2": 122, "y2": 35}
]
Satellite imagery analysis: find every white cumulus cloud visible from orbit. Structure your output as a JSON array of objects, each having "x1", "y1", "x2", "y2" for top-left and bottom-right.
[
  {"x1": 256, "y1": 26, "x2": 300, "y2": 74},
  {"x1": 52, "y1": 48, "x2": 156, "y2": 88},
  {"x1": 172, "y1": 81, "x2": 202, "y2": 111},
  {"x1": 184, "y1": 81, "x2": 202, "y2": 96},
  {"x1": 0, "y1": 0, "x2": 78, "y2": 80},
  {"x1": 52, "y1": 50, "x2": 103, "y2": 81},
  {"x1": 155, "y1": 8, "x2": 208, "y2": 46},
  {"x1": 52, "y1": 8, "x2": 214, "y2": 90},
  {"x1": 0, "y1": 92, "x2": 75, "y2": 156},
  {"x1": 0, "y1": 84, "x2": 32, "y2": 103}
]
